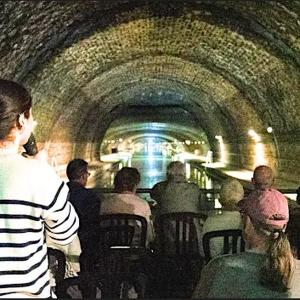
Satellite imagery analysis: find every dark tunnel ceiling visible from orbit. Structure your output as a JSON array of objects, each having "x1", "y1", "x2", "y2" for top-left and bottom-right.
[{"x1": 0, "y1": 0, "x2": 299, "y2": 146}]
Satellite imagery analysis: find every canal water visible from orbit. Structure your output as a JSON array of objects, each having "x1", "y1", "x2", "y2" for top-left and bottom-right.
[{"x1": 93, "y1": 154, "x2": 222, "y2": 209}]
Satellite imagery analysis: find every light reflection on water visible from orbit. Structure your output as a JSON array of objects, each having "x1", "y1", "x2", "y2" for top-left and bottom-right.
[{"x1": 105, "y1": 155, "x2": 219, "y2": 190}]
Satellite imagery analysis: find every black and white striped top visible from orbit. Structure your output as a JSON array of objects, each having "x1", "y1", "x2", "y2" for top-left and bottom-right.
[{"x1": 0, "y1": 150, "x2": 79, "y2": 298}]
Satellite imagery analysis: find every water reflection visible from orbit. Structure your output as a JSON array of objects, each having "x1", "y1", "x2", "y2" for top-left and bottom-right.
[{"x1": 100, "y1": 154, "x2": 220, "y2": 191}]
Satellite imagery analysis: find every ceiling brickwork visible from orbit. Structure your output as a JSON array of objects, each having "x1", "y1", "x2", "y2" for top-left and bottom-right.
[{"x1": 0, "y1": 1, "x2": 299, "y2": 159}]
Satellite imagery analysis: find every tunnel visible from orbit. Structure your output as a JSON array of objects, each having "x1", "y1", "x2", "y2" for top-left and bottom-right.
[{"x1": 0, "y1": 0, "x2": 299, "y2": 189}]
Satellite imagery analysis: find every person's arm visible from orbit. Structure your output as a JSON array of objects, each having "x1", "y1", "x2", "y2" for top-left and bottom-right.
[
  {"x1": 192, "y1": 258, "x2": 222, "y2": 298},
  {"x1": 85, "y1": 190, "x2": 101, "y2": 222},
  {"x1": 36, "y1": 162, "x2": 79, "y2": 245},
  {"x1": 150, "y1": 181, "x2": 166, "y2": 204},
  {"x1": 142, "y1": 201, "x2": 155, "y2": 243}
]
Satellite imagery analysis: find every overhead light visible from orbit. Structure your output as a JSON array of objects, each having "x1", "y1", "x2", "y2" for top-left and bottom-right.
[
  {"x1": 248, "y1": 129, "x2": 261, "y2": 142},
  {"x1": 267, "y1": 127, "x2": 273, "y2": 133}
]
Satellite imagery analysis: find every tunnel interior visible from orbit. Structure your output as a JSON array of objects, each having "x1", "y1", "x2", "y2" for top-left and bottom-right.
[{"x1": 1, "y1": 1, "x2": 299, "y2": 188}]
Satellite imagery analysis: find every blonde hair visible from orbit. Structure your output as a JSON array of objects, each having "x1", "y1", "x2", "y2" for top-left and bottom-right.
[
  {"x1": 219, "y1": 179, "x2": 244, "y2": 208},
  {"x1": 259, "y1": 226, "x2": 295, "y2": 292}
]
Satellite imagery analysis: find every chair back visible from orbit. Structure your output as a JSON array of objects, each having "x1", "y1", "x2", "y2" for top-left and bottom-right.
[
  {"x1": 99, "y1": 213, "x2": 147, "y2": 248},
  {"x1": 47, "y1": 247, "x2": 66, "y2": 284},
  {"x1": 157, "y1": 212, "x2": 206, "y2": 258},
  {"x1": 203, "y1": 229, "x2": 245, "y2": 263},
  {"x1": 80, "y1": 214, "x2": 148, "y2": 298}
]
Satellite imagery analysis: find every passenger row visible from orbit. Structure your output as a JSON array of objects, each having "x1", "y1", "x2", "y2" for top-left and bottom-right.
[
  {"x1": 0, "y1": 79, "x2": 299, "y2": 298},
  {"x1": 49, "y1": 159, "x2": 300, "y2": 298}
]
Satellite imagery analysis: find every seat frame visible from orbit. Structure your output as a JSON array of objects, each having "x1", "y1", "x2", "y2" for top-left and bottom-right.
[{"x1": 202, "y1": 229, "x2": 245, "y2": 263}]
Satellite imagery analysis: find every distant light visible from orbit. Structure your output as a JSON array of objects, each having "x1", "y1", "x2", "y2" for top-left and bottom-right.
[
  {"x1": 248, "y1": 129, "x2": 261, "y2": 142},
  {"x1": 267, "y1": 127, "x2": 273, "y2": 133},
  {"x1": 185, "y1": 140, "x2": 191, "y2": 145},
  {"x1": 248, "y1": 129, "x2": 255, "y2": 137},
  {"x1": 119, "y1": 138, "x2": 123, "y2": 142}
]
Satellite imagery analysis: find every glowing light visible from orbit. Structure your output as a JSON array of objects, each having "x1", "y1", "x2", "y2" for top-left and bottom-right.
[
  {"x1": 254, "y1": 142, "x2": 267, "y2": 166},
  {"x1": 267, "y1": 127, "x2": 273, "y2": 133},
  {"x1": 248, "y1": 129, "x2": 261, "y2": 142},
  {"x1": 215, "y1": 135, "x2": 227, "y2": 165},
  {"x1": 119, "y1": 138, "x2": 123, "y2": 142},
  {"x1": 185, "y1": 140, "x2": 191, "y2": 145},
  {"x1": 185, "y1": 163, "x2": 191, "y2": 179}
]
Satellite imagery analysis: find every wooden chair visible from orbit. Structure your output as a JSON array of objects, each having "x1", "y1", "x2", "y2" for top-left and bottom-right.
[
  {"x1": 202, "y1": 229, "x2": 245, "y2": 263},
  {"x1": 155, "y1": 212, "x2": 206, "y2": 297},
  {"x1": 80, "y1": 214, "x2": 148, "y2": 298}
]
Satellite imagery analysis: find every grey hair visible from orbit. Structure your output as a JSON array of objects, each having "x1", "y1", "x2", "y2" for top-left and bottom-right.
[
  {"x1": 167, "y1": 161, "x2": 186, "y2": 181},
  {"x1": 219, "y1": 179, "x2": 244, "y2": 208}
]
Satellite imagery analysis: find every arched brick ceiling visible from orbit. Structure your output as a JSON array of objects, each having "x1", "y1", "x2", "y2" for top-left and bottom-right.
[{"x1": 0, "y1": 1, "x2": 299, "y2": 177}]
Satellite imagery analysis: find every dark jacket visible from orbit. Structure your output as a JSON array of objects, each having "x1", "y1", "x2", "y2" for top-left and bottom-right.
[{"x1": 67, "y1": 181, "x2": 101, "y2": 250}]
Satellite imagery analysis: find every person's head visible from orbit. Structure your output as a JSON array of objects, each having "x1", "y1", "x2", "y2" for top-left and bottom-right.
[
  {"x1": 114, "y1": 167, "x2": 140, "y2": 193},
  {"x1": 219, "y1": 179, "x2": 244, "y2": 209},
  {"x1": 166, "y1": 161, "x2": 186, "y2": 182},
  {"x1": 66, "y1": 159, "x2": 90, "y2": 187},
  {"x1": 0, "y1": 79, "x2": 34, "y2": 145},
  {"x1": 239, "y1": 188, "x2": 293, "y2": 292},
  {"x1": 252, "y1": 165, "x2": 274, "y2": 190}
]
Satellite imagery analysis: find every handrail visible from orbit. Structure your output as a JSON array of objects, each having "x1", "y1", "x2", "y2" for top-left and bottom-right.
[{"x1": 94, "y1": 187, "x2": 297, "y2": 195}]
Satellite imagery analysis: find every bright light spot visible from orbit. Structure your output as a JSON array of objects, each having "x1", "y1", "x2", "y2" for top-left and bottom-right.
[
  {"x1": 214, "y1": 136, "x2": 227, "y2": 165},
  {"x1": 254, "y1": 142, "x2": 267, "y2": 166},
  {"x1": 185, "y1": 140, "x2": 191, "y2": 145},
  {"x1": 248, "y1": 129, "x2": 261, "y2": 142},
  {"x1": 267, "y1": 127, "x2": 273, "y2": 133},
  {"x1": 214, "y1": 198, "x2": 222, "y2": 209},
  {"x1": 119, "y1": 138, "x2": 123, "y2": 142},
  {"x1": 248, "y1": 129, "x2": 255, "y2": 137},
  {"x1": 185, "y1": 163, "x2": 191, "y2": 179},
  {"x1": 147, "y1": 169, "x2": 160, "y2": 177}
]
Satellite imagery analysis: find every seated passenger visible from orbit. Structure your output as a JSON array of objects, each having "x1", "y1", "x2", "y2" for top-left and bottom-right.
[
  {"x1": 252, "y1": 165, "x2": 274, "y2": 191},
  {"x1": 201, "y1": 178, "x2": 244, "y2": 258},
  {"x1": 192, "y1": 188, "x2": 300, "y2": 298},
  {"x1": 66, "y1": 158, "x2": 101, "y2": 251},
  {"x1": 101, "y1": 167, "x2": 154, "y2": 246},
  {"x1": 150, "y1": 161, "x2": 205, "y2": 215}
]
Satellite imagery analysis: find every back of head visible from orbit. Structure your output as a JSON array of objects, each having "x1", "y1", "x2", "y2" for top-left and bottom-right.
[
  {"x1": 114, "y1": 167, "x2": 140, "y2": 193},
  {"x1": 219, "y1": 179, "x2": 244, "y2": 208},
  {"x1": 167, "y1": 161, "x2": 186, "y2": 182},
  {"x1": 252, "y1": 165, "x2": 274, "y2": 190},
  {"x1": 66, "y1": 159, "x2": 88, "y2": 181},
  {"x1": 239, "y1": 188, "x2": 293, "y2": 292},
  {"x1": 0, "y1": 79, "x2": 32, "y2": 140}
]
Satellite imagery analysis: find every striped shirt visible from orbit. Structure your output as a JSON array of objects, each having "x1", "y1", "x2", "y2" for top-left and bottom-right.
[{"x1": 0, "y1": 149, "x2": 79, "y2": 298}]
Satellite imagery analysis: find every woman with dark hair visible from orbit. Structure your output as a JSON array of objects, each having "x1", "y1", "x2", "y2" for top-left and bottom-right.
[
  {"x1": 193, "y1": 188, "x2": 300, "y2": 298},
  {"x1": 101, "y1": 167, "x2": 154, "y2": 246},
  {"x1": 0, "y1": 79, "x2": 79, "y2": 297}
]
